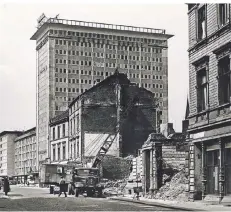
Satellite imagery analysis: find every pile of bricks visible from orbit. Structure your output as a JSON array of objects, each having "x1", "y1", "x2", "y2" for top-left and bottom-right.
[{"x1": 152, "y1": 169, "x2": 189, "y2": 201}]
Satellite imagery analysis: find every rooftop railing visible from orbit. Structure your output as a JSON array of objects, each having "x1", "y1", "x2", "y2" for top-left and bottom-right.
[{"x1": 39, "y1": 17, "x2": 166, "y2": 35}]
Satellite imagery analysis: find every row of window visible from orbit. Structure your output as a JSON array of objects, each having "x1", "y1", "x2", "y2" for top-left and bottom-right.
[
  {"x1": 197, "y1": 4, "x2": 230, "y2": 41},
  {"x1": 52, "y1": 124, "x2": 66, "y2": 141},
  {"x1": 15, "y1": 145, "x2": 36, "y2": 152},
  {"x1": 15, "y1": 138, "x2": 36, "y2": 148},
  {"x1": 70, "y1": 115, "x2": 79, "y2": 136},
  {"x1": 52, "y1": 34, "x2": 164, "y2": 46},
  {"x1": 15, "y1": 153, "x2": 36, "y2": 161},
  {"x1": 52, "y1": 143, "x2": 66, "y2": 161},
  {"x1": 55, "y1": 60, "x2": 163, "y2": 71},
  {"x1": 55, "y1": 81, "x2": 163, "y2": 93},
  {"x1": 56, "y1": 68, "x2": 164, "y2": 80},
  {"x1": 55, "y1": 76, "x2": 164, "y2": 85},
  {"x1": 69, "y1": 141, "x2": 80, "y2": 159},
  {"x1": 56, "y1": 49, "x2": 162, "y2": 61}
]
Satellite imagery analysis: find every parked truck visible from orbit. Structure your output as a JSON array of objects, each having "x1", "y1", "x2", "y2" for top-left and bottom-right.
[
  {"x1": 39, "y1": 163, "x2": 81, "y2": 194},
  {"x1": 71, "y1": 167, "x2": 104, "y2": 197}
]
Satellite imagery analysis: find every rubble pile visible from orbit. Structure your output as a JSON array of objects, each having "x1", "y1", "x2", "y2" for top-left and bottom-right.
[
  {"x1": 153, "y1": 170, "x2": 189, "y2": 201},
  {"x1": 103, "y1": 178, "x2": 128, "y2": 196}
]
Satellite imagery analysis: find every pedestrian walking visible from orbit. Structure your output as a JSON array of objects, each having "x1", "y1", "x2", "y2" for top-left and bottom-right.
[
  {"x1": 3, "y1": 177, "x2": 10, "y2": 196},
  {"x1": 58, "y1": 176, "x2": 67, "y2": 197}
]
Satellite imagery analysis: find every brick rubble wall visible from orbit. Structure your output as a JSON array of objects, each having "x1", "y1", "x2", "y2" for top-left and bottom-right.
[{"x1": 162, "y1": 143, "x2": 187, "y2": 171}]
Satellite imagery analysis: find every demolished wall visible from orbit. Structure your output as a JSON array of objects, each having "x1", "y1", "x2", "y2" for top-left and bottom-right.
[
  {"x1": 162, "y1": 143, "x2": 187, "y2": 171},
  {"x1": 101, "y1": 155, "x2": 133, "y2": 180}
]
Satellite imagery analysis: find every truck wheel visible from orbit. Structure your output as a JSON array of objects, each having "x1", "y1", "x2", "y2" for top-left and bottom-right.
[
  {"x1": 97, "y1": 189, "x2": 103, "y2": 198},
  {"x1": 87, "y1": 189, "x2": 93, "y2": 197},
  {"x1": 75, "y1": 188, "x2": 79, "y2": 197}
]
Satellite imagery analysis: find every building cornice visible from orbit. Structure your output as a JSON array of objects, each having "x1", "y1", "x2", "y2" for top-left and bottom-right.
[{"x1": 192, "y1": 55, "x2": 209, "y2": 67}]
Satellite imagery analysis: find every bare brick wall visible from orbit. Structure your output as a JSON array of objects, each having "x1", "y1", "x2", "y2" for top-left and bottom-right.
[
  {"x1": 162, "y1": 143, "x2": 187, "y2": 171},
  {"x1": 81, "y1": 74, "x2": 156, "y2": 157}
]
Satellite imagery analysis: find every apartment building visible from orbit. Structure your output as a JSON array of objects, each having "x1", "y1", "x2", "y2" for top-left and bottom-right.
[
  {"x1": 187, "y1": 4, "x2": 231, "y2": 202},
  {"x1": 0, "y1": 131, "x2": 23, "y2": 176},
  {"x1": 30, "y1": 14, "x2": 173, "y2": 164},
  {"x1": 14, "y1": 127, "x2": 37, "y2": 179},
  {"x1": 49, "y1": 110, "x2": 69, "y2": 163}
]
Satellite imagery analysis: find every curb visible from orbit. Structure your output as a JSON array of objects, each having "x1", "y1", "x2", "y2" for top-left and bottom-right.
[{"x1": 110, "y1": 197, "x2": 203, "y2": 211}]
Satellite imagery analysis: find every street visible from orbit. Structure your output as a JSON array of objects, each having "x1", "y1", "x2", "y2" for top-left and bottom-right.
[{"x1": 0, "y1": 186, "x2": 178, "y2": 211}]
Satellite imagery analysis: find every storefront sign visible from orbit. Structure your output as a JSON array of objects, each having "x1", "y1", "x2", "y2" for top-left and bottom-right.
[{"x1": 190, "y1": 132, "x2": 205, "y2": 139}]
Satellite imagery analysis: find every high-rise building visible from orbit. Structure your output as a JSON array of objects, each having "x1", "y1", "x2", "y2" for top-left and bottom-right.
[{"x1": 30, "y1": 14, "x2": 173, "y2": 165}]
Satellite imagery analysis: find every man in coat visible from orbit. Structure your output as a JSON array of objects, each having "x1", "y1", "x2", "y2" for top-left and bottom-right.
[
  {"x1": 58, "y1": 176, "x2": 67, "y2": 197},
  {"x1": 3, "y1": 177, "x2": 10, "y2": 196}
]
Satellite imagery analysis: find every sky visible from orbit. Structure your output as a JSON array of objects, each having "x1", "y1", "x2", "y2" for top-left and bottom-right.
[{"x1": 0, "y1": 2, "x2": 189, "y2": 132}]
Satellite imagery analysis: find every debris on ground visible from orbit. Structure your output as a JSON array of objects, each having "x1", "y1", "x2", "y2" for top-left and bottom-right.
[
  {"x1": 103, "y1": 178, "x2": 128, "y2": 197},
  {"x1": 151, "y1": 170, "x2": 189, "y2": 201}
]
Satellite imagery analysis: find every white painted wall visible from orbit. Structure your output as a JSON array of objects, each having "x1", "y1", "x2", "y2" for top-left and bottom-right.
[{"x1": 84, "y1": 132, "x2": 119, "y2": 157}]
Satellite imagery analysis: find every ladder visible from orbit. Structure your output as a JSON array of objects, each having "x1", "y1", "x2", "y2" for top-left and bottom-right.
[{"x1": 91, "y1": 133, "x2": 117, "y2": 168}]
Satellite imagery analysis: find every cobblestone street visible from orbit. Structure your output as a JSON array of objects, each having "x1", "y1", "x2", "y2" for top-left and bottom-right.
[{"x1": 0, "y1": 186, "x2": 177, "y2": 211}]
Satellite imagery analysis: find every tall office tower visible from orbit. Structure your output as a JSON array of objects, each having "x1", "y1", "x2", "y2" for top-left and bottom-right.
[{"x1": 30, "y1": 14, "x2": 173, "y2": 165}]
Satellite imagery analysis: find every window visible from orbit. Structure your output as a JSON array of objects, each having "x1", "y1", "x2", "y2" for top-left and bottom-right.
[
  {"x1": 218, "y1": 4, "x2": 229, "y2": 27},
  {"x1": 53, "y1": 145, "x2": 56, "y2": 161},
  {"x1": 197, "y1": 5, "x2": 206, "y2": 40},
  {"x1": 62, "y1": 124, "x2": 65, "y2": 137},
  {"x1": 218, "y1": 56, "x2": 230, "y2": 104},
  {"x1": 74, "y1": 143, "x2": 76, "y2": 158},
  {"x1": 57, "y1": 145, "x2": 60, "y2": 160},
  {"x1": 63, "y1": 144, "x2": 66, "y2": 160},
  {"x1": 58, "y1": 126, "x2": 61, "y2": 139},
  {"x1": 197, "y1": 68, "x2": 207, "y2": 112}
]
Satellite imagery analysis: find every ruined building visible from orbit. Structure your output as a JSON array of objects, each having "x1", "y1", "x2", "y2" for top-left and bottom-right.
[{"x1": 67, "y1": 71, "x2": 158, "y2": 163}]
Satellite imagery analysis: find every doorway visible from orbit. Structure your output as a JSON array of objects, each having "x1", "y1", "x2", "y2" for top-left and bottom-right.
[
  {"x1": 145, "y1": 150, "x2": 150, "y2": 193},
  {"x1": 207, "y1": 150, "x2": 219, "y2": 195}
]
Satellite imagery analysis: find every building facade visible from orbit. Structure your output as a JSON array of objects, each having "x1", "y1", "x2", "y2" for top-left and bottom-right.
[
  {"x1": 187, "y1": 4, "x2": 231, "y2": 202},
  {"x1": 14, "y1": 127, "x2": 37, "y2": 178},
  {"x1": 49, "y1": 110, "x2": 69, "y2": 163},
  {"x1": 30, "y1": 14, "x2": 173, "y2": 164},
  {"x1": 0, "y1": 131, "x2": 23, "y2": 176},
  {"x1": 68, "y1": 71, "x2": 158, "y2": 164}
]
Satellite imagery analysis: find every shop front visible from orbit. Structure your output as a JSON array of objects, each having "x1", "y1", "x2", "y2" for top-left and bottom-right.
[{"x1": 189, "y1": 125, "x2": 231, "y2": 203}]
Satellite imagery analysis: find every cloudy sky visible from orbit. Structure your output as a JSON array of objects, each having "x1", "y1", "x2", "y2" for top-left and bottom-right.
[{"x1": 0, "y1": 2, "x2": 189, "y2": 132}]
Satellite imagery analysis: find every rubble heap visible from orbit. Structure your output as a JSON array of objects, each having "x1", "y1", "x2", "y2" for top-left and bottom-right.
[
  {"x1": 152, "y1": 170, "x2": 189, "y2": 201},
  {"x1": 103, "y1": 178, "x2": 128, "y2": 196}
]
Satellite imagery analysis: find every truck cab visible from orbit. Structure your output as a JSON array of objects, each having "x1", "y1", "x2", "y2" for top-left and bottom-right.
[{"x1": 72, "y1": 167, "x2": 104, "y2": 197}]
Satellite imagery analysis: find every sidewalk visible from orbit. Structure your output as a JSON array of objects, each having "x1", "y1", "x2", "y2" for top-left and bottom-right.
[
  {"x1": 0, "y1": 191, "x2": 10, "y2": 199},
  {"x1": 109, "y1": 195, "x2": 231, "y2": 211}
]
